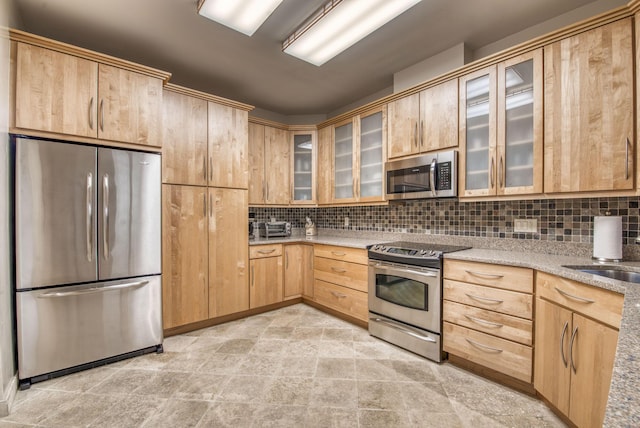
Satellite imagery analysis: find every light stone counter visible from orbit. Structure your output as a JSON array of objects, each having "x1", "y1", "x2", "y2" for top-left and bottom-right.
[{"x1": 249, "y1": 230, "x2": 639, "y2": 426}]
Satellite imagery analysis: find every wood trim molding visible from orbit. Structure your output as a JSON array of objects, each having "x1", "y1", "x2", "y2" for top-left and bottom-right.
[
  {"x1": 10, "y1": 29, "x2": 172, "y2": 83},
  {"x1": 248, "y1": 116, "x2": 291, "y2": 130},
  {"x1": 317, "y1": 4, "x2": 633, "y2": 128},
  {"x1": 164, "y1": 83, "x2": 254, "y2": 111}
]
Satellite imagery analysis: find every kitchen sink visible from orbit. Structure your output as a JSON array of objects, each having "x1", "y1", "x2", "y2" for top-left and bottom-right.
[{"x1": 562, "y1": 265, "x2": 640, "y2": 284}]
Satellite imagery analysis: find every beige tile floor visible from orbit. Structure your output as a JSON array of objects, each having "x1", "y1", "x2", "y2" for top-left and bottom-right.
[{"x1": 0, "y1": 304, "x2": 564, "y2": 427}]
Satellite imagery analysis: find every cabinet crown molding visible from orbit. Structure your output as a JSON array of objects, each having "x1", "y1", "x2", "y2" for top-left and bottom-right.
[
  {"x1": 165, "y1": 83, "x2": 254, "y2": 111},
  {"x1": 10, "y1": 29, "x2": 172, "y2": 83}
]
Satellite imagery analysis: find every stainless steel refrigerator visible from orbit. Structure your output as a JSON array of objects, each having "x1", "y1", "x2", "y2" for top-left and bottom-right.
[{"x1": 13, "y1": 136, "x2": 163, "y2": 388}]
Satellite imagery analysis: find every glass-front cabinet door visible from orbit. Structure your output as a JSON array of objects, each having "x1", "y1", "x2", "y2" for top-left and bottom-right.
[
  {"x1": 497, "y1": 49, "x2": 542, "y2": 196},
  {"x1": 358, "y1": 108, "x2": 385, "y2": 201},
  {"x1": 291, "y1": 130, "x2": 316, "y2": 204},
  {"x1": 332, "y1": 107, "x2": 386, "y2": 203},
  {"x1": 333, "y1": 120, "x2": 355, "y2": 201},
  {"x1": 459, "y1": 49, "x2": 542, "y2": 198},
  {"x1": 459, "y1": 66, "x2": 496, "y2": 197}
]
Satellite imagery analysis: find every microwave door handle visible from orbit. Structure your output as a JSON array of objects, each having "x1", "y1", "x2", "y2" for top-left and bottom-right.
[{"x1": 430, "y1": 158, "x2": 437, "y2": 197}]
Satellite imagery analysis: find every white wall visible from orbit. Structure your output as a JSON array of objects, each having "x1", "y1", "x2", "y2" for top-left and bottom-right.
[{"x1": 0, "y1": 0, "x2": 19, "y2": 416}]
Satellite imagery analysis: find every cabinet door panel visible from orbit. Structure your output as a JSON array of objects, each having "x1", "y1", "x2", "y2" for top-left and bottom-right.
[
  {"x1": 569, "y1": 314, "x2": 619, "y2": 428},
  {"x1": 333, "y1": 120, "x2": 355, "y2": 201},
  {"x1": 421, "y1": 79, "x2": 458, "y2": 152},
  {"x1": 248, "y1": 123, "x2": 266, "y2": 204},
  {"x1": 209, "y1": 188, "x2": 249, "y2": 317},
  {"x1": 317, "y1": 126, "x2": 333, "y2": 205},
  {"x1": 544, "y1": 18, "x2": 633, "y2": 192},
  {"x1": 387, "y1": 93, "x2": 419, "y2": 159},
  {"x1": 162, "y1": 90, "x2": 208, "y2": 185},
  {"x1": 358, "y1": 109, "x2": 385, "y2": 201},
  {"x1": 284, "y1": 245, "x2": 313, "y2": 299},
  {"x1": 264, "y1": 126, "x2": 290, "y2": 204},
  {"x1": 459, "y1": 66, "x2": 497, "y2": 197},
  {"x1": 534, "y1": 298, "x2": 572, "y2": 416},
  {"x1": 250, "y1": 257, "x2": 283, "y2": 308},
  {"x1": 208, "y1": 103, "x2": 249, "y2": 189},
  {"x1": 15, "y1": 43, "x2": 98, "y2": 138},
  {"x1": 162, "y1": 185, "x2": 208, "y2": 329},
  {"x1": 98, "y1": 64, "x2": 162, "y2": 146}
]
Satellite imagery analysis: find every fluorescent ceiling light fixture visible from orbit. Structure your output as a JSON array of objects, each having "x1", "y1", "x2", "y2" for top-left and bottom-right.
[
  {"x1": 197, "y1": 0, "x2": 283, "y2": 36},
  {"x1": 283, "y1": 0, "x2": 422, "y2": 66}
]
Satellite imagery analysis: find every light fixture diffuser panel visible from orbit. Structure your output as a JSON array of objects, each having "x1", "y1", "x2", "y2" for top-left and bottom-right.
[
  {"x1": 284, "y1": 0, "x2": 422, "y2": 66},
  {"x1": 198, "y1": 0, "x2": 283, "y2": 36}
]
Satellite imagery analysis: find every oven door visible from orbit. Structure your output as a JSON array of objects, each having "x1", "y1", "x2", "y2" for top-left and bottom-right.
[{"x1": 368, "y1": 260, "x2": 441, "y2": 333}]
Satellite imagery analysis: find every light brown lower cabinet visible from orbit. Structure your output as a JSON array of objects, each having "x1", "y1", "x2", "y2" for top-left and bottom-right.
[
  {"x1": 443, "y1": 260, "x2": 534, "y2": 383},
  {"x1": 312, "y1": 245, "x2": 368, "y2": 322},
  {"x1": 208, "y1": 188, "x2": 249, "y2": 318},
  {"x1": 161, "y1": 184, "x2": 209, "y2": 329},
  {"x1": 249, "y1": 244, "x2": 283, "y2": 309},
  {"x1": 162, "y1": 185, "x2": 249, "y2": 329},
  {"x1": 534, "y1": 272, "x2": 623, "y2": 428},
  {"x1": 283, "y1": 244, "x2": 314, "y2": 300}
]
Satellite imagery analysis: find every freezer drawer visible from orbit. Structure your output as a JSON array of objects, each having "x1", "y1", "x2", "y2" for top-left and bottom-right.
[{"x1": 16, "y1": 275, "x2": 163, "y2": 380}]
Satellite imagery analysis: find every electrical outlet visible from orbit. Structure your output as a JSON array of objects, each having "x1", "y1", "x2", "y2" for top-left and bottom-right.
[
  {"x1": 344, "y1": 216, "x2": 349, "y2": 227},
  {"x1": 514, "y1": 218, "x2": 537, "y2": 233}
]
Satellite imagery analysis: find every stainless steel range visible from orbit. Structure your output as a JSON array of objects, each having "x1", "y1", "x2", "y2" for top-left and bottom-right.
[{"x1": 368, "y1": 241, "x2": 470, "y2": 362}]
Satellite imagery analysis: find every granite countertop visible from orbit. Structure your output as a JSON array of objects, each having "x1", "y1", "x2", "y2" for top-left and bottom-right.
[{"x1": 249, "y1": 232, "x2": 639, "y2": 426}]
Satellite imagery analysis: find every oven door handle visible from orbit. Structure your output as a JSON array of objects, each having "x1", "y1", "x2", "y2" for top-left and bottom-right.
[
  {"x1": 369, "y1": 317, "x2": 437, "y2": 343},
  {"x1": 372, "y1": 263, "x2": 438, "y2": 279}
]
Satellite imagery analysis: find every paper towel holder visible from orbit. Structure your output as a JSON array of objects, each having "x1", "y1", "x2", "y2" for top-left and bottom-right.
[{"x1": 592, "y1": 212, "x2": 623, "y2": 263}]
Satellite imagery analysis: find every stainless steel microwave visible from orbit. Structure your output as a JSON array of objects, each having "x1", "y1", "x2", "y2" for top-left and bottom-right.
[{"x1": 385, "y1": 150, "x2": 457, "y2": 200}]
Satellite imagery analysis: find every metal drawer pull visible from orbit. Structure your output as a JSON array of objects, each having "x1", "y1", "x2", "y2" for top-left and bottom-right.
[
  {"x1": 330, "y1": 291, "x2": 347, "y2": 298},
  {"x1": 465, "y1": 270, "x2": 504, "y2": 279},
  {"x1": 465, "y1": 293, "x2": 503, "y2": 305},
  {"x1": 466, "y1": 338, "x2": 503, "y2": 354},
  {"x1": 555, "y1": 287, "x2": 595, "y2": 304},
  {"x1": 39, "y1": 280, "x2": 149, "y2": 298},
  {"x1": 331, "y1": 251, "x2": 346, "y2": 256},
  {"x1": 560, "y1": 321, "x2": 569, "y2": 368},
  {"x1": 331, "y1": 267, "x2": 347, "y2": 273},
  {"x1": 370, "y1": 317, "x2": 437, "y2": 343},
  {"x1": 257, "y1": 249, "x2": 276, "y2": 255},
  {"x1": 464, "y1": 315, "x2": 503, "y2": 329},
  {"x1": 626, "y1": 137, "x2": 631, "y2": 180},
  {"x1": 569, "y1": 326, "x2": 578, "y2": 373}
]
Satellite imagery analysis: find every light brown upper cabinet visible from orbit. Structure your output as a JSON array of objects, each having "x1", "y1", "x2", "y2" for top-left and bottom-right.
[
  {"x1": 333, "y1": 107, "x2": 386, "y2": 203},
  {"x1": 459, "y1": 49, "x2": 543, "y2": 197},
  {"x1": 317, "y1": 126, "x2": 333, "y2": 205},
  {"x1": 544, "y1": 18, "x2": 633, "y2": 193},
  {"x1": 387, "y1": 80, "x2": 458, "y2": 159},
  {"x1": 15, "y1": 42, "x2": 163, "y2": 147},
  {"x1": 208, "y1": 102, "x2": 249, "y2": 189},
  {"x1": 290, "y1": 130, "x2": 317, "y2": 205},
  {"x1": 161, "y1": 89, "x2": 208, "y2": 185},
  {"x1": 248, "y1": 121, "x2": 290, "y2": 205}
]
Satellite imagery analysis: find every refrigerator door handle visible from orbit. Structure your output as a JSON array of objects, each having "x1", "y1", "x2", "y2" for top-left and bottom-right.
[
  {"x1": 86, "y1": 173, "x2": 93, "y2": 262},
  {"x1": 37, "y1": 280, "x2": 149, "y2": 298},
  {"x1": 102, "y1": 173, "x2": 109, "y2": 260}
]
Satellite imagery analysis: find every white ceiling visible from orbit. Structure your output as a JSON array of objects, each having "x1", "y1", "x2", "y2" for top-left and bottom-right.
[{"x1": 13, "y1": 0, "x2": 621, "y2": 118}]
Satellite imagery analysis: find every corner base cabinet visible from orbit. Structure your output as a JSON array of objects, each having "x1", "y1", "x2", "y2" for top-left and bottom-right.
[{"x1": 534, "y1": 272, "x2": 623, "y2": 428}]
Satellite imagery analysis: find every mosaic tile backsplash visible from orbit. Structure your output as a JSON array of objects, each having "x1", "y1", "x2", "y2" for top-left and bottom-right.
[{"x1": 250, "y1": 197, "x2": 640, "y2": 245}]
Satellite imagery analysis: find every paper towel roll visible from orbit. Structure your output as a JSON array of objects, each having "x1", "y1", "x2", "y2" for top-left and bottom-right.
[{"x1": 593, "y1": 216, "x2": 622, "y2": 261}]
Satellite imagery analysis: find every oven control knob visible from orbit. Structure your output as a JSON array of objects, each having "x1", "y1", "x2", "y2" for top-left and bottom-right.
[
  {"x1": 419, "y1": 250, "x2": 427, "y2": 256},
  {"x1": 429, "y1": 250, "x2": 436, "y2": 256}
]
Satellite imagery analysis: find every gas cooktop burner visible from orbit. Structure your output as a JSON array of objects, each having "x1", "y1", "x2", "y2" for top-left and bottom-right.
[{"x1": 367, "y1": 241, "x2": 471, "y2": 267}]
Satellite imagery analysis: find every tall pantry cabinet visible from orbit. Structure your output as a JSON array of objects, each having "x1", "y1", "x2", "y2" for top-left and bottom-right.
[{"x1": 161, "y1": 84, "x2": 252, "y2": 331}]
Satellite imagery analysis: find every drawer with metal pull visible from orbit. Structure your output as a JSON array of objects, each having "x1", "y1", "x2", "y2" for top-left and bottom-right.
[
  {"x1": 443, "y1": 300, "x2": 533, "y2": 345},
  {"x1": 444, "y1": 321, "x2": 532, "y2": 383},
  {"x1": 314, "y1": 256, "x2": 368, "y2": 292},
  {"x1": 444, "y1": 279, "x2": 533, "y2": 319},
  {"x1": 313, "y1": 279, "x2": 367, "y2": 322},
  {"x1": 314, "y1": 244, "x2": 368, "y2": 265},
  {"x1": 249, "y1": 244, "x2": 282, "y2": 259},
  {"x1": 444, "y1": 259, "x2": 533, "y2": 293}
]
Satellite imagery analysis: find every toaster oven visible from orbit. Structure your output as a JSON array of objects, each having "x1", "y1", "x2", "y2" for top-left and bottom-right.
[{"x1": 258, "y1": 221, "x2": 291, "y2": 238}]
